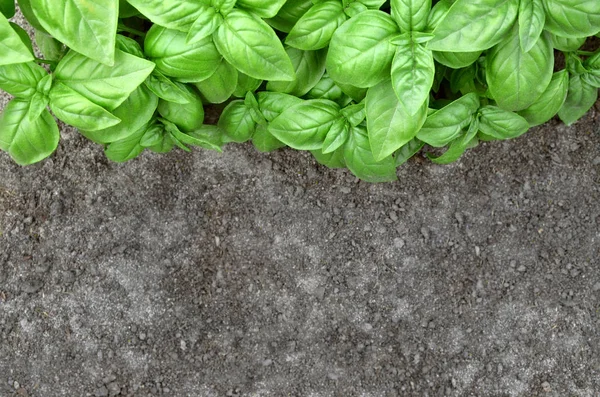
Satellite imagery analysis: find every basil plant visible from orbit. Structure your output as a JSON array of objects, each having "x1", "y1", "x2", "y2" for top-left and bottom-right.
[{"x1": 0, "y1": 0, "x2": 599, "y2": 182}]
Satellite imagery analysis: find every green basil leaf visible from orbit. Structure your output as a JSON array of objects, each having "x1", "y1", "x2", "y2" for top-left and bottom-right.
[
  {"x1": 30, "y1": 0, "x2": 118, "y2": 65},
  {"x1": 186, "y1": 4, "x2": 223, "y2": 44},
  {"x1": 212, "y1": 0, "x2": 235, "y2": 15},
  {"x1": 390, "y1": 0, "x2": 431, "y2": 32},
  {"x1": 187, "y1": 124, "x2": 225, "y2": 151},
  {"x1": 583, "y1": 51, "x2": 600, "y2": 87},
  {"x1": 236, "y1": 0, "x2": 287, "y2": 18},
  {"x1": 286, "y1": 0, "x2": 347, "y2": 50},
  {"x1": 194, "y1": 59, "x2": 238, "y2": 104},
  {"x1": 449, "y1": 65, "x2": 476, "y2": 95},
  {"x1": 394, "y1": 137, "x2": 424, "y2": 166},
  {"x1": 365, "y1": 78, "x2": 427, "y2": 161},
  {"x1": 357, "y1": 0, "x2": 386, "y2": 8},
  {"x1": 542, "y1": 0, "x2": 600, "y2": 38},
  {"x1": 214, "y1": 9, "x2": 296, "y2": 81},
  {"x1": 268, "y1": 99, "x2": 341, "y2": 150},
  {"x1": 9, "y1": 23, "x2": 35, "y2": 56},
  {"x1": 244, "y1": 91, "x2": 266, "y2": 125},
  {"x1": 144, "y1": 25, "x2": 221, "y2": 82},
  {"x1": 144, "y1": 70, "x2": 190, "y2": 104},
  {"x1": 336, "y1": 81, "x2": 368, "y2": 103},
  {"x1": 344, "y1": 124, "x2": 397, "y2": 182},
  {"x1": 425, "y1": 0, "x2": 451, "y2": 32},
  {"x1": 27, "y1": 91, "x2": 49, "y2": 122},
  {"x1": 119, "y1": 0, "x2": 139, "y2": 18},
  {"x1": 49, "y1": 83, "x2": 121, "y2": 131},
  {"x1": 417, "y1": 92, "x2": 479, "y2": 147},
  {"x1": 55, "y1": 49, "x2": 155, "y2": 111},
  {"x1": 147, "y1": 127, "x2": 176, "y2": 154},
  {"x1": 478, "y1": 105, "x2": 529, "y2": 139},
  {"x1": 517, "y1": 70, "x2": 568, "y2": 126},
  {"x1": 0, "y1": 99, "x2": 59, "y2": 165},
  {"x1": 344, "y1": 2, "x2": 367, "y2": 18},
  {"x1": 428, "y1": 0, "x2": 519, "y2": 52},
  {"x1": 0, "y1": 61, "x2": 47, "y2": 98},
  {"x1": 233, "y1": 72, "x2": 263, "y2": 98},
  {"x1": 427, "y1": 119, "x2": 479, "y2": 164},
  {"x1": 115, "y1": 34, "x2": 144, "y2": 58},
  {"x1": 327, "y1": 10, "x2": 398, "y2": 88},
  {"x1": 390, "y1": 42, "x2": 434, "y2": 116},
  {"x1": 34, "y1": 30, "x2": 65, "y2": 63},
  {"x1": 557, "y1": 74, "x2": 598, "y2": 126},
  {"x1": 218, "y1": 100, "x2": 256, "y2": 143},
  {"x1": 1, "y1": 0, "x2": 15, "y2": 18},
  {"x1": 104, "y1": 122, "x2": 148, "y2": 162},
  {"x1": 165, "y1": 120, "x2": 222, "y2": 152},
  {"x1": 322, "y1": 117, "x2": 349, "y2": 154},
  {"x1": 139, "y1": 124, "x2": 163, "y2": 148},
  {"x1": 252, "y1": 123, "x2": 286, "y2": 152},
  {"x1": 80, "y1": 84, "x2": 158, "y2": 143},
  {"x1": 157, "y1": 86, "x2": 204, "y2": 132},
  {"x1": 433, "y1": 50, "x2": 481, "y2": 69},
  {"x1": 311, "y1": 147, "x2": 346, "y2": 168},
  {"x1": 550, "y1": 34, "x2": 586, "y2": 51},
  {"x1": 125, "y1": 0, "x2": 209, "y2": 32},
  {"x1": 341, "y1": 102, "x2": 366, "y2": 127},
  {"x1": 305, "y1": 74, "x2": 347, "y2": 104},
  {"x1": 257, "y1": 91, "x2": 303, "y2": 121},
  {"x1": 486, "y1": 27, "x2": 554, "y2": 111},
  {"x1": 265, "y1": 0, "x2": 312, "y2": 32},
  {"x1": 0, "y1": 13, "x2": 34, "y2": 65},
  {"x1": 267, "y1": 47, "x2": 327, "y2": 97},
  {"x1": 518, "y1": 0, "x2": 545, "y2": 52}
]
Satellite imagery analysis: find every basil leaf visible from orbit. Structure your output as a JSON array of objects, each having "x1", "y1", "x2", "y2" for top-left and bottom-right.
[
  {"x1": 49, "y1": 83, "x2": 121, "y2": 131},
  {"x1": 236, "y1": 0, "x2": 287, "y2": 18},
  {"x1": 0, "y1": 99, "x2": 59, "y2": 165},
  {"x1": 517, "y1": 70, "x2": 568, "y2": 126},
  {"x1": 327, "y1": 10, "x2": 398, "y2": 88},
  {"x1": 557, "y1": 74, "x2": 598, "y2": 126},
  {"x1": 115, "y1": 34, "x2": 144, "y2": 58},
  {"x1": 144, "y1": 25, "x2": 221, "y2": 82},
  {"x1": 311, "y1": 147, "x2": 346, "y2": 168},
  {"x1": 550, "y1": 34, "x2": 586, "y2": 51},
  {"x1": 0, "y1": 61, "x2": 47, "y2": 98},
  {"x1": 390, "y1": 42, "x2": 434, "y2": 116},
  {"x1": 428, "y1": 119, "x2": 479, "y2": 164},
  {"x1": 232, "y1": 72, "x2": 263, "y2": 98},
  {"x1": 336, "y1": 82, "x2": 368, "y2": 103},
  {"x1": 165, "y1": 120, "x2": 222, "y2": 152},
  {"x1": 265, "y1": 0, "x2": 313, "y2": 33},
  {"x1": 30, "y1": 0, "x2": 118, "y2": 65},
  {"x1": 341, "y1": 102, "x2": 366, "y2": 127},
  {"x1": 0, "y1": 13, "x2": 34, "y2": 65},
  {"x1": 267, "y1": 47, "x2": 327, "y2": 97},
  {"x1": 218, "y1": 100, "x2": 256, "y2": 143},
  {"x1": 194, "y1": 59, "x2": 238, "y2": 104},
  {"x1": 417, "y1": 92, "x2": 479, "y2": 147},
  {"x1": 144, "y1": 70, "x2": 190, "y2": 104},
  {"x1": 518, "y1": 0, "x2": 545, "y2": 52},
  {"x1": 1, "y1": 0, "x2": 15, "y2": 18},
  {"x1": 104, "y1": 122, "x2": 148, "y2": 162},
  {"x1": 55, "y1": 49, "x2": 155, "y2": 111},
  {"x1": 428, "y1": 0, "x2": 519, "y2": 52},
  {"x1": 433, "y1": 50, "x2": 481, "y2": 69},
  {"x1": 394, "y1": 137, "x2": 424, "y2": 166},
  {"x1": 186, "y1": 4, "x2": 223, "y2": 44},
  {"x1": 214, "y1": 9, "x2": 296, "y2": 81},
  {"x1": 268, "y1": 99, "x2": 341, "y2": 150},
  {"x1": 365, "y1": 78, "x2": 427, "y2": 161},
  {"x1": 390, "y1": 0, "x2": 431, "y2": 32},
  {"x1": 478, "y1": 106, "x2": 529, "y2": 139},
  {"x1": 486, "y1": 27, "x2": 554, "y2": 111},
  {"x1": 286, "y1": 0, "x2": 347, "y2": 51},
  {"x1": 187, "y1": 125, "x2": 225, "y2": 152},
  {"x1": 157, "y1": 86, "x2": 204, "y2": 132},
  {"x1": 322, "y1": 117, "x2": 349, "y2": 154},
  {"x1": 543, "y1": 0, "x2": 600, "y2": 38},
  {"x1": 343, "y1": 124, "x2": 397, "y2": 182},
  {"x1": 80, "y1": 84, "x2": 158, "y2": 143},
  {"x1": 34, "y1": 30, "x2": 65, "y2": 63},
  {"x1": 119, "y1": 0, "x2": 139, "y2": 18},
  {"x1": 305, "y1": 74, "x2": 347, "y2": 105},
  {"x1": 252, "y1": 123, "x2": 286, "y2": 152},
  {"x1": 125, "y1": 0, "x2": 209, "y2": 32},
  {"x1": 257, "y1": 91, "x2": 303, "y2": 121}
]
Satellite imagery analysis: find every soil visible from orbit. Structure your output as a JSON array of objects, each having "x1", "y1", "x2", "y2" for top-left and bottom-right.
[{"x1": 2, "y1": 11, "x2": 600, "y2": 397}]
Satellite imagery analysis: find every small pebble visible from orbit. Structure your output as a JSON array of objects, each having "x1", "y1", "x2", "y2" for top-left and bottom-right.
[{"x1": 517, "y1": 265, "x2": 526, "y2": 272}]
